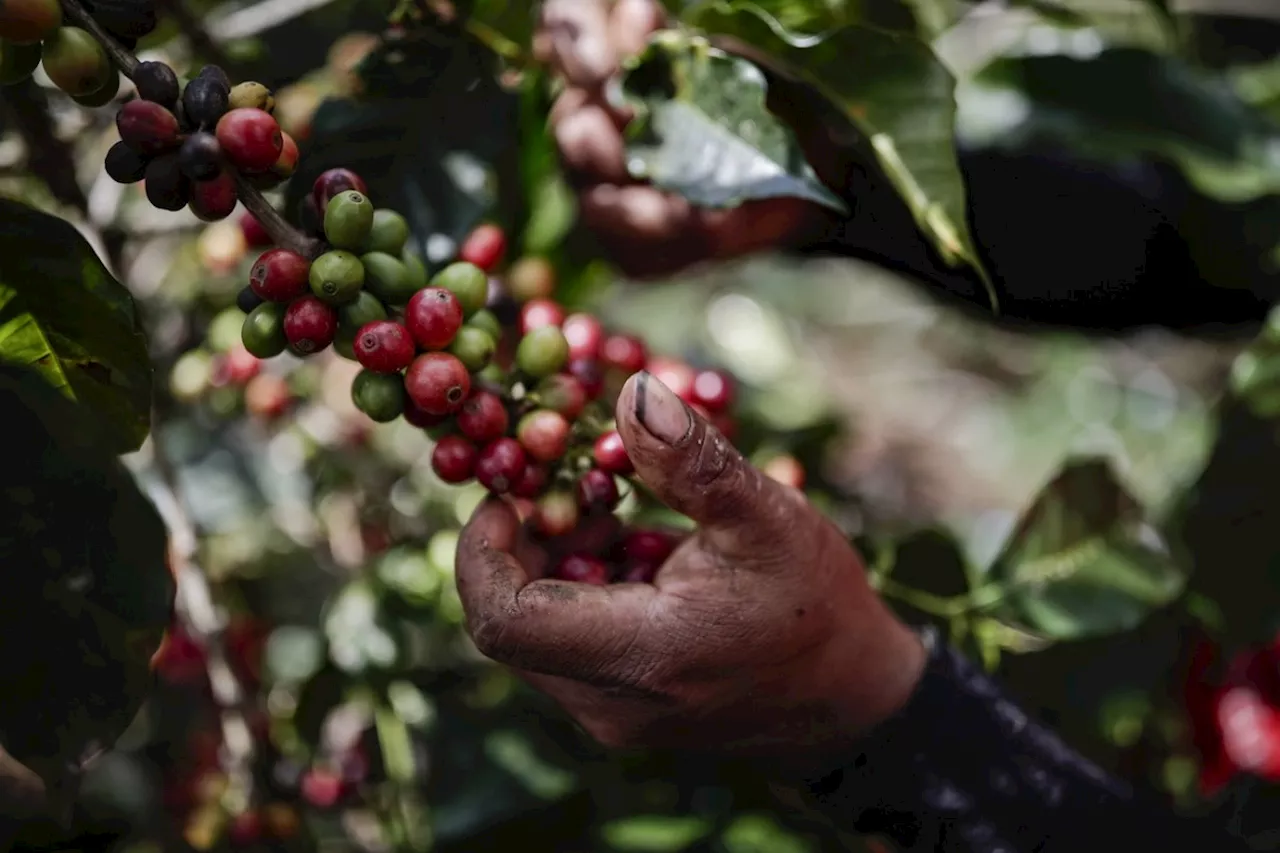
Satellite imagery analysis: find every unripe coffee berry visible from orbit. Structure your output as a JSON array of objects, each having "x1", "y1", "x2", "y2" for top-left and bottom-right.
[
  {"x1": 475, "y1": 437, "x2": 526, "y2": 494},
  {"x1": 554, "y1": 554, "x2": 609, "y2": 585},
  {"x1": 516, "y1": 409, "x2": 570, "y2": 463},
  {"x1": 339, "y1": 291, "x2": 388, "y2": 331},
  {"x1": 516, "y1": 326, "x2": 569, "y2": 378},
  {"x1": 354, "y1": 321, "x2": 415, "y2": 373},
  {"x1": 577, "y1": 468, "x2": 620, "y2": 510},
  {"x1": 519, "y1": 299, "x2": 564, "y2": 335},
  {"x1": 507, "y1": 256, "x2": 556, "y2": 302},
  {"x1": 249, "y1": 249, "x2": 309, "y2": 302},
  {"x1": 431, "y1": 262, "x2": 488, "y2": 316},
  {"x1": 216, "y1": 108, "x2": 284, "y2": 172},
  {"x1": 458, "y1": 223, "x2": 506, "y2": 272},
  {"x1": 324, "y1": 190, "x2": 375, "y2": 250},
  {"x1": 466, "y1": 309, "x2": 502, "y2": 342},
  {"x1": 41, "y1": 26, "x2": 111, "y2": 96},
  {"x1": 350, "y1": 370, "x2": 407, "y2": 423},
  {"x1": 602, "y1": 334, "x2": 648, "y2": 375},
  {"x1": 448, "y1": 326, "x2": 496, "y2": 372},
  {"x1": 431, "y1": 436, "x2": 477, "y2": 484},
  {"x1": 241, "y1": 302, "x2": 287, "y2": 358},
  {"x1": 360, "y1": 252, "x2": 415, "y2": 305},
  {"x1": 562, "y1": 313, "x2": 604, "y2": 361},
  {"x1": 405, "y1": 287, "x2": 464, "y2": 350},
  {"x1": 228, "y1": 81, "x2": 274, "y2": 113},
  {"x1": 283, "y1": 296, "x2": 338, "y2": 355},
  {"x1": 404, "y1": 352, "x2": 471, "y2": 415},
  {"x1": 365, "y1": 209, "x2": 409, "y2": 255},
  {"x1": 456, "y1": 391, "x2": 508, "y2": 444},
  {"x1": 116, "y1": 99, "x2": 180, "y2": 155},
  {"x1": 593, "y1": 430, "x2": 633, "y2": 475},
  {"x1": 309, "y1": 250, "x2": 365, "y2": 305}
]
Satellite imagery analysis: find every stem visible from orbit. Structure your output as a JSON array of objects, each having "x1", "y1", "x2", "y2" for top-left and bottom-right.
[{"x1": 60, "y1": 0, "x2": 322, "y2": 257}]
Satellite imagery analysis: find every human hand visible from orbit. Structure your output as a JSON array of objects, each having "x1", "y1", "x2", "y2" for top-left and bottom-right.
[
  {"x1": 455, "y1": 371, "x2": 926, "y2": 773},
  {"x1": 534, "y1": 0, "x2": 836, "y2": 279}
]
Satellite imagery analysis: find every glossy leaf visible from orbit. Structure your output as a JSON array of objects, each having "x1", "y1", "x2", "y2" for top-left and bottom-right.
[
  {"x1": 602, "y1": 815, "x2": 714, "y2": 851},
  {"x1": 620, "y1": 31, "x2": 847, "y2": 212},
  {"x1": 989, "y1": 457, "x2": 1187, "y2": 640},
  {"x1": 0, "y1": 198, "x2": 151, "y2": 453},
  {"x1": 1006, "y1": 0, "x2": 1180, "y2": 52}
]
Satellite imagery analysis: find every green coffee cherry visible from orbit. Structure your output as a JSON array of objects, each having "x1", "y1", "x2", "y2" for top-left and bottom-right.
[
  {"x1": 309, "y1": 250, "x2": 364, "y2": 305},
  {"x1": 41, "y1": 26, "x2": 112, "y2": 97},
  {"x1": 365, "y1": 209, "x2": 409, "y2": 255},
  {"x1": 0, "y1": 40, "x2": 42, "y2": 85},
  {"x1": 431, "y1": 261, "x2": 487, "y2": 316},
  {"x1": 448, "y1": 326, "x2": 496, "y2": 372},
  {"x1": 323, "y1": 190, "x2": 375, "y2": 250},
  {"x1": 339, "y1": 290, "x2": 388, "y2": 331},
  {"x1": 465, "y1": 309, "x2": 502, "y2": 342},
  {"x1": 402, "y1": 251, "x2": 428, "y2": 290},
  {"x1": 515, "y1": 326, "x2": 569, "y2": 378},
  {"x1": 71, "y1": 73, "x2": 120, "y2": 107},
  {"x1": 360, "y1": 252, "x2": 416, "y2": 305},
  {"x1": 333, "y1": 330, "x2": 358, "y2": 361},
  {"x1": 241, "y1": 302, "x2": 287, "y2": 358},
  {"x1": 476, "y1": 362, "x2": 505, "y2": 384},
  {"x1": 351, "y1": 370, "x2": 406, "y2": 422}
]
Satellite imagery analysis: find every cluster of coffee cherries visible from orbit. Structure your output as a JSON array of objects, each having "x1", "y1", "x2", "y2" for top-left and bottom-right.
[
  {"x1": 0, "y1": 0, "x2": 153, "y2": 99},
  {"x1": 105, "y1": 61, "x2": 295, "y2": 218}
]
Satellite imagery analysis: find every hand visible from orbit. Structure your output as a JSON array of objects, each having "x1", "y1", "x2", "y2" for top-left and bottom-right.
[
  {"x1": 456, "y1": 372, "x2": 927, "y2": 773},
  {"x1": 535, "y1": 0, "x2": 834, "y2": 279}
]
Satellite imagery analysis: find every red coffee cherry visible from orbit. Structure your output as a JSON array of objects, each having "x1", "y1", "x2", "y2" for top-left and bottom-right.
[
  {"x1": 116, "y1": 99, "x2": 181, "y2": 155},
  {"x1": 648, "y1": 357, "x2": 696, "y2": 403},
  {"x1": 431, "y1": 436, "x2": 478, "y2": 484},
  {"x1": 283, "y1": 296, "x2": 338, "y2": 355},
  {"x1": 456, "y1": 391, "x2": 508, "y2": 444},
  {"x1": 300, "y1": 768, "x2": 346, "y2": 809},
  {"x1": 537, "y1": 374, "x2": 587, "y2": 420},
  {"x1": 215, "y1": 108, "x2": 284, "y2": 172},
  {"x1": 519, "y1": 298, "x2": 564, "y2": 335},
  {"x1": 228, "y1": 810, "x2": 263, "y2": 845},
  {"x1": 250, "y1": 249, "x2": 310, "y2": 302},
  {"x1": 532, "y1": 491, "x2": 579, "y2": 537},
  {"x1": 511, "y1": 463, "x2": 548, "y2": 499},
  {"x1": 592, "y1": 430, "x2": 633, "y2": 475},
  {"x1": 187, "y1": 170, "x2": 238, "y2": 222},
  {"x1": 405, "y1": 352, "x2": 471, "y2": 415},
  {"x1": 692, "y1": 369, "x2": 735, "y2": 413},
  {"x1": 621, "y1": 563, "x2": 659, "y2": 584},
  {"x1": 403, "y1": 399, "x2": 449, "y2": 429},
  {"x1": 567, "y1": 358, "x2": 604, "y2": 399},
  {"x1": 601, "y1": 334, "x2": 648, "y2": 375},
  {"x1": 577, "y1": 468, "x2": 620, "y2": 510},
  {"x1": 405, "y1": 287, "x2": 464, "y2": 350},
  {"x1": 239, "y1": 212, "x2": 273, "y2": 247},
  {"x1": 516, "y1": 409, "x2": 571, "y2": 463},
  {"x1": 562, "y1": 313, "x2": 604, "y2": 361},
  {"x1": 475, "y1": 437, "x2": 526, "y2": 494},
  {"x1": 458, "y1": 223, "x2": 507, "y2": 272},
  {"x1": 354, "y1": 321, "x2": 415, "y2": 373},
  {"x1": 554, "y1": 554, "x2": 609, "y2": 585},
  {"x1": 312, "y1": 168, "x2": 368, "y2": 211},
  {"x1": 763, "y1": 454, "x2": 805, "y2": 490},
  {"x1": 622, "y1": 529, "x2": 678, "y2": 565}
]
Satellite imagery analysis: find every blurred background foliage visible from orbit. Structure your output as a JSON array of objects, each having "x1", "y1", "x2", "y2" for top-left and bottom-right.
[{"x1": 6, "y1": 0, "x2": 1280, "y2": 850}]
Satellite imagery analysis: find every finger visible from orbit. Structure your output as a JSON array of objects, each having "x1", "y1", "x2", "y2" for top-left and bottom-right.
[
  {"x1": 614, "y1": 372, "x2": 802, "y2": 560},
  {"x1": 540, "y1": 0, "x2": 617, "y2": 88},
  {"x1": 609, "y1": 0, "x2": 668, "y2": 59},
  {"x1": 553, "y1": 97, "x2": 632, "y2": 186},
  {"x1": 578, "y1": 184, "x2": 714, "y2": 278},
  {"x1": 699, "y1": 197, "x2": 831, "y2": 261},
  {"x1": 457, "y1": 498, "x2": 658, "y2": 683}
]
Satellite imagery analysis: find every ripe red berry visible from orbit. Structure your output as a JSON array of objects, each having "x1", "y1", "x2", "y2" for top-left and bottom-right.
[
  {"x1": 532, "y1": 491, "x2": 579, "y2": 537},
  {"x1": 215, "y1": 107, "x2": 284, "y2": 172},
  {"x1": 240, "y1": 211, "x2": 273, "y2": 247},
  {"x1": 562, "y1": 313, "x2": 604, "y2": 361},
  {"x1": 431, "y1": 436, "x2": 478, "y2": 484},
  {"x1": 188, "y1": 170, "x2": 238, "y2": 222},
  {"x1": 602, "y1": 334, "x2": 648, "y2": 375},
  {"x1": 516, "y1": 410, "x2": 571, "y2": 462},
  {"x1": 283, "y1": 296, "x2": 337, "y2": 355},
  {"x1": 354, "y1": 320, "x2": 415, "y2": 373},
  {"x1": 554, "y1": 554, "x2": 609, "y2": 585},
  {"x1": 593, "y1": 430, "x2": 633, "y2": 475},
  {"x1": 272, "y1": 131, "x2": 299, "y2": 178},
  {"x1": 250, "y1": 249, "x2": 310, "y2": 302},
  {"x1": 312, "y1": 167, "x2": 368, "y2": 211},
  {"x1": 519, "y1": 298, "x2": 564, "y2": 335},
  {"x1": 116, "y1": 99, "x2": 180, "y2": 155},
  {"x1": 621, "y1": 563, "x2": 659, "y2": 584},
  {"x1": 459, "y1": 223, "x2": 507, "y2": 272},
  {"x1": 648, "y1": 357, "x2": 696, "y2": 403},
  {"x1": 763, "y1": 454, "x2": 805, "y2": 490},
  {"x1": 405, "y1": 287, "x2": 464, "y2": 350},
  {"x1": 622, "y1": 529, "x2": 678, "y2": 565},
  {"x1": 577, "y1": 468, "x2": 620, "y2": 510},
  {"x1": 403, "y1": 399, "x2": 449, "y2": 429},
  {"x1": 511, "y1": 463, "x2": 548, "y2": 499},
  {"x1": 456, "y1": 391, "x2": 508, "y2": 443},
  {"x1": 223, "y1": 344, "x2": 261, "y2": 385},
  {"x1": 300, "y1": 768, "x2": 345, "y2": 809},
  {"x1": 475, "y1": 437, "x2": 526, "y2": 494},
  {"x1": 404, "y1": 352, "x2": 471, "y2": 415},
  {"x1": 567, "y1": 358, "x2": 604, "y2": 399},
  {"x1": 692, "y1": 369, "x2": 735, "y2": 413},
  {"x1": 537, "y1": 374, "x2": 587, "y2": 420}
]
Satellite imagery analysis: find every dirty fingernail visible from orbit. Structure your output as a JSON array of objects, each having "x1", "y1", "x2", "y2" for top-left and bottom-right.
[{"x1": 634, "y1": 371, "x2": 690, "y2": 445}]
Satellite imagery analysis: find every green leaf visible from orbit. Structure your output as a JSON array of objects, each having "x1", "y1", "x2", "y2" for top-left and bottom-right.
[
  {"x1": 1006, "y1": 0, "x2": 1180, "y2": 52},
  {"x1": 0, "y1": 198, "x2": 151, "y2": 453},
  {"x1": 601, "y1": 815, "x2": 713, "y2": 852},
  {"x1": 0, "y1": 363, "x2": 172, "y2": 780},
  {"x1": 620, "y1": 31, "x2": 847, "y2": 212},
  {"x1": 989, "y1": 457, "x2": 1187, "y2": 640},
  {"x1": 323, "y1": 581, "x2": 402, "y2": 675},
  {"x1": 1231, "y1": 57, "x2": 1280, "y2": 124},
  {"x1": 721, "y1": 813, "x2": 812, "y2": 853},
  {"x1": 683, "y1": 1, "x2": 994, "y2": 299}
]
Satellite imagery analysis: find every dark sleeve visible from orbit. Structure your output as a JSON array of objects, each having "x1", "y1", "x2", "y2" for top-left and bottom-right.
[{"x1": 800, "y1": 628, "x2": 1252, "y2": 852}]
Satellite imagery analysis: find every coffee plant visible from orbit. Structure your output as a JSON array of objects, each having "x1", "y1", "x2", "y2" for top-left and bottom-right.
[{"x1": 4, "y1": 0, "x2": 1280, "y2": 850}]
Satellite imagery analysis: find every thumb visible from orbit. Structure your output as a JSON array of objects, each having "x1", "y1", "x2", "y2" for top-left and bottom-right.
[{"x1": 614, "y1": 371, "x2": 793, "y2": 557}]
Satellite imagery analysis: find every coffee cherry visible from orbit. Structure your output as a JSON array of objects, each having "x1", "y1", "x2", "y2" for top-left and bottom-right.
[
  {"x1": 283, "y1": 296, "x2": 338, "y2": 355},
  {"x1": 532, "y1": 491, "x2": 578, "y2": 537},
  {"x1": 405, "y1": 352, "x2": 470, "y2": 415},
  {"x1": 403, "y1": 399, "x2": 449, "y2": 429},
  {"x1": 536, "y1": 374, "x2": 586, "y2": 420},
  {"x1": 72, "y1": 74, "x2": 119, "y2": 107},
  {"x1": 300, "y1": 768, "x2": 346, "y2": 810},
  {"x1": 240, "y1": 212, "x2": 272, "y2": 248},
  {"x1": 251, "y1": 249, "x2": 310, "y2": 302},
  {"x1": 0, "y1": 40, "x2": 41, "y2": 84},
  {"x1": 568, "y1": 358, "x2": 605, "y2": 399},
  {"x1": 622, "y1": 529, "x2": 677, "y2": 565},
  {"x1": 196, "y1": 64, "x2": 231, "y2": 89},
  {"x1": 0, "y1": 0, "x2": 60, "y2": 43},
  {"x1": 466, "y1": 309, "x2": 502, "y2": 342},
  {"x1": 134, "y1": 60, "x2": 179, "y2": 107},
  {"x1": 309, "y1": 250, "x2": 364, "y2": 305},
  {"x1": 692, "y1": 369, "x2": 734, "y2": 413},
  {"x1": 178, "y1": 132, "x2": 222, "y2": 180},
  {"x1": 271, "y1": 131, "x2": 298, "y2": 179},
  {"x1": 216, "y1": 108, "x2": 284, "y2": 172},
  {"x1": 475, "y1": 437, "x2": 526, "y2": 494},
  {"x1": 104, "y1": 140, "x2": 148, "y2": 184},
  {"x1": 593, "y1": 430, "x2": 633, "y2": 475},
  {"x1": 431, "y1": 435, "x2": 477, "y2": 483},
  {"x1": 116, "y1": 99, "x2": 180, "y2": 155},
  {"x1": 459, "y1": 223, "x2": 506, "y2": 272},
  {"x1": 312, "y1": 168, "x2": 367, "y2": 211},
  {"x1": 324, "y1": 190, "x2": 374, "y2": 250},
  {"x1": 359, "y1": 252, "x2": 415, "y2": 305},
  {"x1": 456, "y1": 391, "x2": 508, "y2": 443},
  {"x1": 555, "y1": 554, "x2": 608, "y2": 585},
  {"x1": 228, "y1": 810, "x2": 263, "y2": 846},
  {"x1": 405, "y1": 287, "x2": 463, "y2": 350},
  {"x1": 448, "y1": 326, "x2": 495, "y2": 372},
  {"x1": 241, "y1": 302, "x2": 287, "y2": 358},
  {"x1": 763, "y1": 454, "x2": 805, "y2": 489},
  {"x1": 354, "y1": 320, "x2": 414, "y2": 373},
  {"x1": 511, "y1": 463, "x2": 548, "y2": 499},
  {"x1": 516, "y1": 410, "x2": 570, "y2": 462},
  {"x1": 562, "y1": 313, "x2": 604, "y2": 361},
  {"x1": 577, "y1": 468, "x2": 620, "y2": 510},
  {"x1": 188, "y1": 170, "x2": 237, "y2": 222},
  {"x1": 402, "y1": 251, "x2": 428, "y2": 290},
  {"x1": 364, "y1": 209, "x2": 409, "y2": 255},
  {"x1": 182, "y1": 75, "x2": 230, "y2": 129},
  {"x1": 228, "y1": 81, "x2": 274, "y2": 113},
  {"x1": 649, "y1": 357, "x2": 696, "y2": 403},
  {"x1": 621, "y1": 563, "x2": 659, "y2": 584},
  {"x1": 602, "y1": 334, "x2": 647, "y2": 375},
  {"x1": 338, "y1": 290, "x2": 387, "y2": 331},
  {"x1": 351, "y1": 370, "x2": 406, "y2": 422},
  {"x1": 143, "y1": 152, "x2": 189, "y2": 211},
  {"x1": 516, "y1": 326, "x2": 569, "y2": 378},
  {"x1": 236, "y1": 288, "x2": 264, "y2": 316},
  {"x1": 431, "y1": 262, "x2": 487, "y2": 317},
  {"x1": 507, "y1": 256, "x2": 556, "y2": 302},
  {"x1": 519, "y1": 299, "x2": 564, "y2": 335}
]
